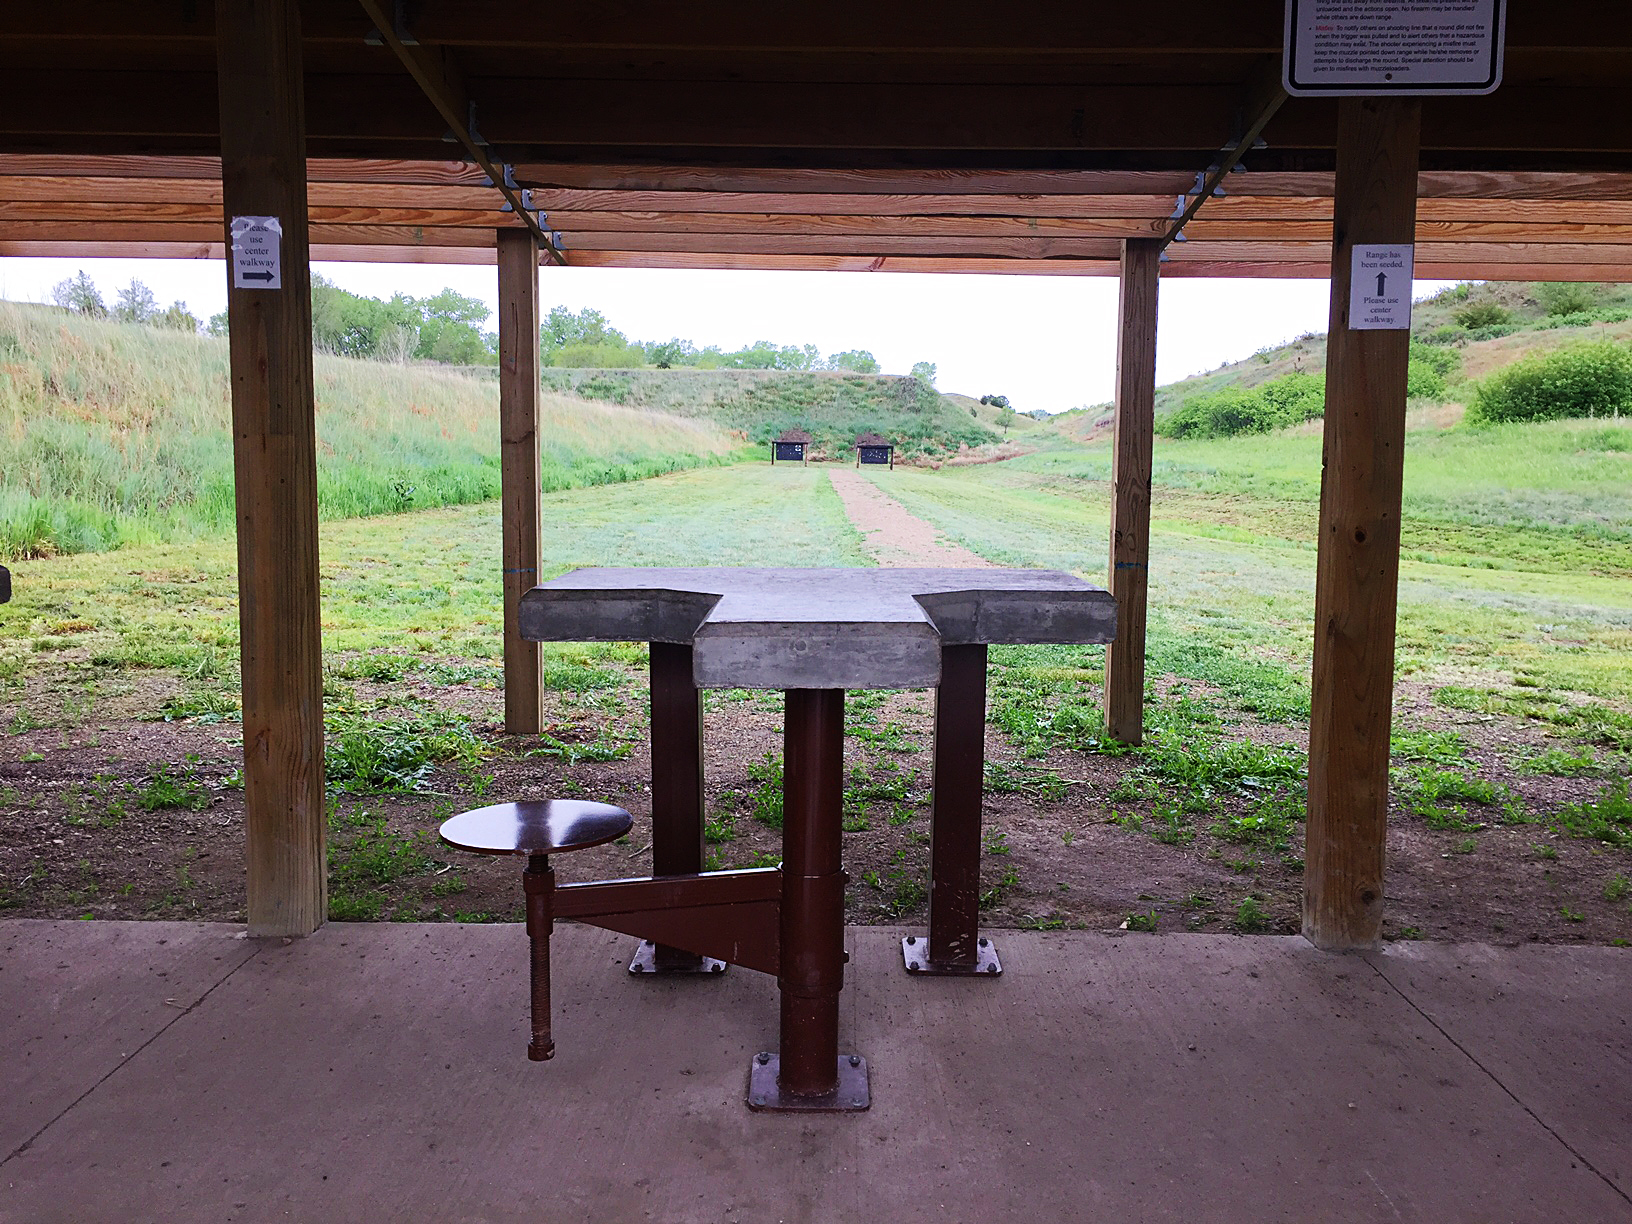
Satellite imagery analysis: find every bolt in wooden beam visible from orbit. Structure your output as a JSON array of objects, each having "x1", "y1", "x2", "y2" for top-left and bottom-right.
[
  {"x1": 1103, "y1": 237, "x2": 1160, "y2": 746},
  {"x1": 497, "y1": 227, "x2": 543, "y2": 734},
  {"x1": 1304, "y1": 97, "x2": 1421, "y2": 952},
  {"x1": 217, "y1": 0, "x2": 326, "y2": 936}
]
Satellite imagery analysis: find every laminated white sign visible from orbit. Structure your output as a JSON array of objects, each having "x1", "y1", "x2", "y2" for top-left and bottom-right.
[
  {"x1": 1349, "y1": 245, "x2": 1414, "y2": 330},
  {"x1": 1284, "y1": 0, "x2": 1506, "y2": 96},
  {"x1": 230, "y1": 215, "x2": 282, "y2": 289}
]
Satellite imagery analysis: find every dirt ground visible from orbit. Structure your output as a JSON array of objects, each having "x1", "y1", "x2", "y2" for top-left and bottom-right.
[{"x1": 2, "y1": 476, "x2": 1629, "y2": 946}]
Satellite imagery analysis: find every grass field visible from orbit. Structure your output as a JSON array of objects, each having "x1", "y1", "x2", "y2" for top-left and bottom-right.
[
  {"x1": 6, "y1": 418, "x2": 1627, "y2": 745},
  {"x1": 3, "y1": 448, "x2": 1628, "y2": 942},
  {"x1": 0, "y1": 465, "x2": 864, "y2": 699},
  {"x1": 868, "y1": 418, "x2": 1632, "y2": 734}
]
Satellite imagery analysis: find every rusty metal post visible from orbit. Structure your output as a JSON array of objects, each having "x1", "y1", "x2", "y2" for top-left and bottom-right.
[
  {"x1": 907, "y1": 643, "x2": 1000, "y2": 975},
  {"x1": 749, "y1": 688, "x2": 868, "y2": 1110},
  {"x1": 631, "y1": 642, "x2": 723, "y2": 974},
  {"x1": 523, "y1": 853, "x2": 555, "y2": 1061}
]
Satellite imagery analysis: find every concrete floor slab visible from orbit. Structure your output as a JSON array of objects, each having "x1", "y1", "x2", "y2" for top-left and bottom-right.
[
  {"x1": 0, "y1": 922, "x2": 1627, "y2": 1223},
  {"x1": 1367, "y1": 941, "x2": 1632, "y2": 1196},
  {"x1": 0, "y1": 919, "x2": 258, "y2": 1160}
]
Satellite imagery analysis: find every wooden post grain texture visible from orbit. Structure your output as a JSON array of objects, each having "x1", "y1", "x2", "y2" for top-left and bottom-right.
[
  {"x1": 217, "y1": 0, "x2": 325, "y2": 936},
  {"x1": 1103, "y1": 237, "x2": 1160, "y2": 746},
  {"x1": 1304, "y1": 98, "x2": 1421, "y2": 951},
  {"x1": 497, "y1": 228, "x2": 543, "y2": 734}
]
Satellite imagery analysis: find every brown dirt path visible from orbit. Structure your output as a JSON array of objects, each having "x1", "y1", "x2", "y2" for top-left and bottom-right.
[{"x1": 826, "y1": 468, "x2": 994, "y2": 568}]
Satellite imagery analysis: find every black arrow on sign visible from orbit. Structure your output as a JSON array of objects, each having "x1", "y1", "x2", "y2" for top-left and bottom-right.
[
  {"x1": 241, "y1": 270, "x2": 274, "y2": 282},
  {"x1": 1375, "y1": 271, "x2": 1388, "y2": 296}
]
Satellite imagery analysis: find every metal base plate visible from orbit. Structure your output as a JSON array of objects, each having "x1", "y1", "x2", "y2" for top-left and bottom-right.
[
  {"x1": 747, "y1": 1053, "x2": 870, "y2": 1112},
  {"x1": 628, "y1": 939, "x2": 727, "y2": 976},
  {"x1": 901, "y1": 934, "x2": 1002, "y2": 976}
]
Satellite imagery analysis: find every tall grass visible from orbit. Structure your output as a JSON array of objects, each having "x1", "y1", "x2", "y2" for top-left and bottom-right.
[{"x1": 0, "y1": 302, "x2": 740, "y2": 558}]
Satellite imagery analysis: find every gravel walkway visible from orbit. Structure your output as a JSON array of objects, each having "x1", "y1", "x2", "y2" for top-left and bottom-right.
[{"x1": 827, "y1": 468, "x2": 994, "y2": 568}]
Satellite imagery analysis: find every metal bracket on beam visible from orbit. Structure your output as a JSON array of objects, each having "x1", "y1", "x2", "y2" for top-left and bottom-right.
[
  {"x1": 1163, "y1": 87, "x2": 1288, "y2": 250},
  {"x1": 355, "y1": 0, "x2": 565, "y2": 265},
  {"x1": 444, "y1": 101, "x2": 487, "y2": 147},
  {"x1": 363, "y1": 0, "x2": 418, "y2": 46}
]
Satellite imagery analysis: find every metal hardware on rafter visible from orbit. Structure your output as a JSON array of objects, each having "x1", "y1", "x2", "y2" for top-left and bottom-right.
[
  {"x1": 363, "y1": 0, "x2": 418, "y2": 46},
  {"x1": 355, "y1": 0, "x2": 565, "y2": 265},
  {"x1": 444, "y1": 102, "x2": 487, "y2": 147},
  {"x1": 1162, "y1": 86, "x2": 1288, "y2": 251}
]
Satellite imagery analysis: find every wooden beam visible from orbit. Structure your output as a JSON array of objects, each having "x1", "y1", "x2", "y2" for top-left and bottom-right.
[
  {"x1": 20, "y1": 183, "x2": 1632, "y2": 231},
  {"x1": 7, "y1": 155, "x2": 1632, "y2": 204},
  {"x1": 1303, "y1": 98, "x2": 1422, "y2": 953},
  {"x1": 1103, "y1": 238, "x2": 1160, "y2": 747},
  {"x1": 217, "y1": 0, "x2": 326, "y2": 938},
  {"x1": 5, "y1": 0, "x2": 1618, "y2": 51},
  {"x1": 497, "y1": 228, "x2": 544, "y2": 735}
]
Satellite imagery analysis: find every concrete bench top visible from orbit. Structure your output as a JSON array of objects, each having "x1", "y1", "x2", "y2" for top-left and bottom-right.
[{"x1": 520, "y1": 567, "x2": 1116, "y2": 690}]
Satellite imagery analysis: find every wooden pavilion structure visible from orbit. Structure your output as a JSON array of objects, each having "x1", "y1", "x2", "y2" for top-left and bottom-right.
[{"x1": 3, "y1": 1, "x2": 1628, "y2": 951}]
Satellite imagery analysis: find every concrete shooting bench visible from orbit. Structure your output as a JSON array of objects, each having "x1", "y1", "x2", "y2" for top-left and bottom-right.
[{"x1": 445, "y1": 567, "x2": 1115, "y2": 1111}]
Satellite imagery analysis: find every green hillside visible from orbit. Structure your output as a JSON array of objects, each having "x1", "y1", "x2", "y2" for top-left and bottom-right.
[
  {"x1": 537, "y1": 366, "x2": 1000, "y2": 457},
  {"x1": 1051, "y1": 280, "x2": 1632, "y2": 441},
  {"x1": 0, "y1": 301, "x2": 1011, "y2": 560},
  {"x1": 0, "y1": 302, "x2": 740, "y2": 560}
]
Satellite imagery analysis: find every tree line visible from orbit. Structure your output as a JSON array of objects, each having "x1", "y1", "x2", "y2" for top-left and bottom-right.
[{"x1": 47, "y1": 270, "x2": 890, "y2": 375}]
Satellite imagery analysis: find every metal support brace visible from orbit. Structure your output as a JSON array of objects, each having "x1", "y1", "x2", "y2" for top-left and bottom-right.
[
  {"x1": 1164, "y1": 88, "x2": 1288, "y2": 248},
  {"x1": 355, "y1": 0, "x2": 565, "y2": 265}
]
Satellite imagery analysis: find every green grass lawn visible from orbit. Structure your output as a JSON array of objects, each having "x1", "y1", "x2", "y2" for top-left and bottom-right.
[
  {"x1": 5, "y1": 414, "x2": 1629, "y2": 750},
  {"x1": 0, "y1": 464, "x2": 867, "y2": 706},
  {"x1": 866, "y1": 419, "x2": 1632, "y2": 736}
]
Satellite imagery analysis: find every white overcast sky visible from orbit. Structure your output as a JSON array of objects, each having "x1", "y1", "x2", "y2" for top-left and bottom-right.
[{"x1": 0, "y1": 257, "x2": 1456, "y2": 414}]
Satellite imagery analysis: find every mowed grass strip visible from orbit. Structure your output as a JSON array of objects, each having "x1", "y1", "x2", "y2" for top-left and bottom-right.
[
  {"x1": 0, "y1": 463, "x2": 870, "y2": 705},
  {"x1": 861, "y1": 430, "x2": 1632, "y2": 720}
]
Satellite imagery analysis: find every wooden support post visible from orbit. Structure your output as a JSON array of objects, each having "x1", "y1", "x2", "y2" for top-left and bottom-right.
[
  {"x1": 1304, "y1": 98, "x2": 1421, "y2": 952},
  {"x1": 1103, "y1": 237, "x2": 1160, "y2": 746},
  {"x1": 498, "y1": 228, "x2": 543, "y2": 734},
  {"x1": 217, "y1": 0, "x2": 325, "y2": 936}
]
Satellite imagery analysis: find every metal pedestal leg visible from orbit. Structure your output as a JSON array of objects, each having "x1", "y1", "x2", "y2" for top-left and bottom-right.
[
  {"x1": 905, "y1": 643, "x2": 1002, "y2": 976},
  {"x1": 748, "y1": 688, "x2": 868, "y2": 1111},
  {"x1": 631, "y1": 642, "x2": 725, "y2": 976}
]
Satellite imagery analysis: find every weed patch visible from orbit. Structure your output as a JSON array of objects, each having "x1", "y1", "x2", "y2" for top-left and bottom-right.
[
  {"x1": 326, "y1": 712, "x2": 485, "y2": 794},
  {"x1": 747, "y1": 752, "x2": 784, "y2": 829},
  {"x1": 1548, "y1": 779, "x2": 1632, "y2": 847},
  {"x1": 1393, "y1": 765, "x2": 1499, "y2": 831},
  {"x1": 135, "y1": 760, "x2": 210, "y2": 811},
  {"x1": 1513, "y1": 746, "x2": 1603, "y2": 777}
]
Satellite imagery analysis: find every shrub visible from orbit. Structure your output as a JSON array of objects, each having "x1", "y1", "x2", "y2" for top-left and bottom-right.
[
  {"x1": 1407, "y1": 340, "x2": 1461, "y2": 400},
  {"x1": 1453, "y1": 300, "x2": 1511, "y2": 329},
  {"x1": 1469, "y1": 341, "x2": 1632, "y2": 424},
  {"x1": 1257, "y1": 371, "x2": 1325, "y2": 425},
  {"x1": 1159, "y1": 372, "x2": 1323, "y2": 440},
  {"x1": 1537, "y1": 282, "x2": 1599, "y2": 318},
  {"x1": 1159, "y1": 388, "x2": 1269, "y2": 439},
  {"x1": 552, "y1": 341, "x2": 644, "y2": 368}
]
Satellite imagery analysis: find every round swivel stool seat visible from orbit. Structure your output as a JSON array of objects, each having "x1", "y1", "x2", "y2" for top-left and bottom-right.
[{"x1": 439, "y1": 800, "x2": 633, "y2": 858}]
